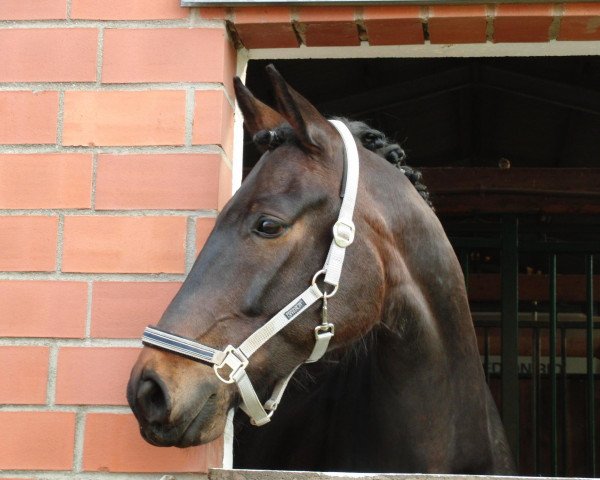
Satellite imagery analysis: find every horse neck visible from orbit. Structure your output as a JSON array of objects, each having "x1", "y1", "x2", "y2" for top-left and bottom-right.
[{"x1": 360, "y1": 155, "x2": 480, "y2": 367}]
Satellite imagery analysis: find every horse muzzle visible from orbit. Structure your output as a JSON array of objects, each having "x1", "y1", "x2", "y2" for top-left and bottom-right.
[{"x1": 127, "y1": 351, "x2": 229, "y2": 447}]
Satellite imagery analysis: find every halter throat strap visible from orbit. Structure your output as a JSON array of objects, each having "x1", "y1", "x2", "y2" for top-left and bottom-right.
[{"x1": 142, "y1": 119, "x2": 359, "y2": 426}]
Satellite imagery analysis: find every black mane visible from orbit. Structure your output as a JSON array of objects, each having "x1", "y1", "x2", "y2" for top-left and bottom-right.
[
  {"x1": 345, "y1": 120, "x2": 433, "y2": 210},
  {"x1": 252, "y1": 120, "x2": 433, "y2": 210}
]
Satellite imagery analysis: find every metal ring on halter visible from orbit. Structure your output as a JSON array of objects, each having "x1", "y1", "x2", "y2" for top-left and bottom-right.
[{"x1": 311, "y1": 269, "x2": 338, "y2": 298}]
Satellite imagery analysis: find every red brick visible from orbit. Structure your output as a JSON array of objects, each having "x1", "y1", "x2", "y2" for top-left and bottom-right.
[
  {"x1": 0, "y1": 91, "x2": 58, "y2": 145},
  {"x1": 0, "y1": 412, "x2": 75, "y2": 470},
  {"x1": 218, "y1": 159, "x2": 232, "y2": 211},
  {"x1": 62, "y1": 216, "x2": 187, "y2": 274},
  {"x1": 0, "y1": 281, "x2": 87, "y2": 338},
  {"x1": 298, "y1": 7, "x2": 360, "y2": 46},
  {"x1": 193, "y1": 90, "x2": 234, "y2": 159},
  {"x1": 363, "y1": 6, "x2": 424, "y2": 45},
  {"x1": 0, "y1": 346, "x2": 49, "y2": 404},
  {"x1": 0, "y1": 216, "x2": 57, "y2": 272},
  {"x1": 91, "y1": 282, "x2": 181, "y2": 338},
  {"x1": 62, "y1": 90, "x2": 186, "y2": 147},
  {"x1": 103, "y1": 28, "x2": 231, "y2": 83},
  {"x1": 493, "y1": 4, "x2": 553, "y2": 43},
  {"x1": 72, "y1": 0, "x2": 187, "y2": 19},
  {"x1": 0, "y1": 0, "x2": 66, "y2": 19},
  {"x1": 83, "y1": 413, "x2": 223, "y2": 472},
  {"x1": 559, "y1": 3, "x2": 600, "y2": 40},
  {"x1": 0, "y1": 154, "x2": 92, "y2": 209},
  {"x1": 234, "y1": 7, "x2": 298, "y2": 48},
  {"x1": 428, "y1": 5, "x2": 487, "y2": 44},
  {"x1": 0, "y1": 29, "x2": 97, "y2": 82},
  {"x1": 95, "y1": 154, "x2": 221, "y2": 210},
  {"x1": 56, "y1": 347, "x2": 140, "y2": 405},
  {"x1": 196, "y1": 217, "x2": 216, "y2": 255}
]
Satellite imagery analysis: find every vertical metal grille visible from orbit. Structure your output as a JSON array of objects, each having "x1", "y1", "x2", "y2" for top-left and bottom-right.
[{"x1": 452, "y1": 217, "x2": 599, "y2": 476}]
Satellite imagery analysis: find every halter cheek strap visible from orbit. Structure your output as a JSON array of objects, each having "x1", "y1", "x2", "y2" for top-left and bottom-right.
[{"x1": 142, "y1": 119, "x2": 359, "y2": 426}]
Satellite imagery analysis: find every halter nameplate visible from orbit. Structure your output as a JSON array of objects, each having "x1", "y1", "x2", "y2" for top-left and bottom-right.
[{"x1": 141, "y1": 119, "x2": 360, "y2": 426}]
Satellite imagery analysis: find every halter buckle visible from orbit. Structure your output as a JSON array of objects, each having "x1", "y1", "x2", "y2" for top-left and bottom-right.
[
  {"x1": 315, "y1": 323, "x2": 335, "y2": 338},
  {"x1": 213, "y1": 345, "x2": 249, "y2": 384},
  {"x1": 333, "y1": 219, "x2": 355, "y2": 248}
]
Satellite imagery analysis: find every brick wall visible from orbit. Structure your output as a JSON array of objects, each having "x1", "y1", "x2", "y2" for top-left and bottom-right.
[
  {"x1": 0, "y1": 0, "x2": 234, "y2": 477},
  {"x1": 225, "y1": 3, "x2": 600, "y2": 48}
]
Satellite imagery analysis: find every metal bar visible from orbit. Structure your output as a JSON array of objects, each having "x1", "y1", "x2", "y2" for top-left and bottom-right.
[
  {"x1": 532, "y1": 325, "x2": 540, "y2": 474},
  {"x1": 520, "y1": 241, "x2": 600, "y2": 253},
  {"x1": 474, "y1": 319, "x2": 600, "y2": 330},
  {"x1": 484, "y1": 327, "x2": 490, "y2": 384},
  {"x1": 183, "y1": 0, "x2": 600, "y2": 6},
  {"x1": 586, "y1": 254, "x2": 596, "y2": 476},
  {"x1": 501, "y1": 215, "x2": 520, "y2": 465},
  {"x1": 560, "y1": 325, "x2": 568, "y2": 477},
  {"x1": 549, "y1": 254, "x2": 558, "y2": 476}
]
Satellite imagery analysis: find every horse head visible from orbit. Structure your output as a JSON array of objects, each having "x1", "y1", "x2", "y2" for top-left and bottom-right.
[{"x1": 127, "y1": 66, "x2": 390, "y2": 447}]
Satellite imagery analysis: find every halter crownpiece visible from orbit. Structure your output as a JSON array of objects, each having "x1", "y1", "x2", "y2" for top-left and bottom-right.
[{"x1": 142, "y1": 119, "x2": 360, "y2": 426}]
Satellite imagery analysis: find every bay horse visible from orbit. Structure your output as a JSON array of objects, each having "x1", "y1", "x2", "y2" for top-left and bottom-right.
[{"x1": 127, "y1": 65, "x2": 515, "y2": 474}]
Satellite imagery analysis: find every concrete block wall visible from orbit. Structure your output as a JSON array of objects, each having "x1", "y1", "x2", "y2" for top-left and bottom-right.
[{"x1": 0, "y1": 0, "x2": 234, "y2": 477}]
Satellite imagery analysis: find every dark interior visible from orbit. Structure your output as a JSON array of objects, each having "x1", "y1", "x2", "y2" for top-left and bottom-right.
[{"x1": 244, "y1": 56, "x2": 600, "y2": 477}]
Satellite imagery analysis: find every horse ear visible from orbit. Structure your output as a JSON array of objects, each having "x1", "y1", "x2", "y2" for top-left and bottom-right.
[
  {"x1": 234, "y1": 77, "x2": 285, "y2": 137},
  {"x1": 265, "y1": 64, "x2": 333, "y2": 154}
]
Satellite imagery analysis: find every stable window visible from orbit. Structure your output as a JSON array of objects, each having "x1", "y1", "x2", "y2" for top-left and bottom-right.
[{"x1": 241, "y1": 56, "x2": 600, "y2": 477}]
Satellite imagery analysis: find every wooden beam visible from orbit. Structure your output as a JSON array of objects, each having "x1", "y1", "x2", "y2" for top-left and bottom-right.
[
  {"x1": 420, "y1": 167, "x2": 600, "y2": 214},
  {"x1": 468, "y1": 273, "x2": 600, "y2": 303},
  {"x1": 316, "y1": 65, "x2": 471, "y2": 117}
]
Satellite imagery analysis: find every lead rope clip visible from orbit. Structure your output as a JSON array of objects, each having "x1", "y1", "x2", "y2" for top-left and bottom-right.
[{"x1": 315, "y1": 294, "x2": 335, "y2": 338}]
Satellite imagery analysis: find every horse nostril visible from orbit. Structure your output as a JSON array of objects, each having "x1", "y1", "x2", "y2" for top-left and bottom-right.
[{"x1": 136, "y1": 376, "x2": 171, "y2": 424}]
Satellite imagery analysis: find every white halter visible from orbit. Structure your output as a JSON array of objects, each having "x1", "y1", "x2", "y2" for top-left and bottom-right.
[{"x1": 142, "y1": 119, "x2": 359, "y2": 426}]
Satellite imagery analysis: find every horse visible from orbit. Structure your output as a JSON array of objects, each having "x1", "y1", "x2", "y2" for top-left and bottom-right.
[{"x1": 127, "y1": 65, "x2": 515, "y2": 475}]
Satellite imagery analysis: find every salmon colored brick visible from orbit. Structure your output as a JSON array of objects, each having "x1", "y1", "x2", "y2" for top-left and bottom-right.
[
  {"x1": 71, "y1": 0, "x2": 187, "y2": 19},
  {"x1": 0, "y1": 346, "x2": 49, "y2": 404},
  {"x1": 559, "y1": 3, "x2": 600, "y2": 40},
  {"x1": 493, "y1": 4, "x2": 553, "y2": 43},
  {"x1": 363, "y1": 6, "x2": 424, "y2": 45},
  {"x1": 298, "y1": 7, "x2": 360, "y2": 46},
  {"x1": 428, "y1": 5, "x2": 487, "y2": 44},
  {"x1": 62, "y1": 216, "x2": 187, "y2": 274},
  {"x1": 0, "y1": 0, "x2": 66, "y2": 19},
  {"x1": 218, "y1": 159, "x2": 232, "y2": 211},
  {"x1": 234, "y1": 7, "x2": 298, "y2": 48},
  {"x1": 0, "y1": 154, "x2": 92, "y2": 209},
  {"x1": 0, "y1": 281, "x2": 87, "y2": 338},
  {"x1": 193, "y1": 90, "x2": 234, "y2": 159},
  {"x1": 0, "y1": 216, "x2": 57, "y2": 272},
  {"x1": 83, "y1": 413, "x2": 223, "y2": 472},
  {"x1": 195, "y1": 217, "x2": 216, "y2": 255},
  {"x1": 56, "y1": 347, "x2": 141, "y2": 405},
  {"x1": 103, "y1": 28, "x2": 231, "y2": 83},
  {"x1": 95, "y1": 154, "x2": 221, "y2": 210},
  {"x1": 91, "y1": 282, "x2": 181, "y2": 338},
  {"x1": 0, "y1": 412, "x2": 75, "y2": 470},
  {"x1": 0, "y1": 91, "x2": 58, "y2": 145},
  {"x1": 0, "y1": 29, "x2": 97, "y2": 82},
  {"x1": 62, "y1": 90, "x2": 186, "y2": 147}
]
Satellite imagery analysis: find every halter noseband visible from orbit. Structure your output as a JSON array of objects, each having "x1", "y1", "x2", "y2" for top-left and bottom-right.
[{"x1": 141, "y1": 120, "x2": 359, "y2": 426}]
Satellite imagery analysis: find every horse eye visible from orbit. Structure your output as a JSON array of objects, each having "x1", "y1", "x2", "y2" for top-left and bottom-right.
[{"x1": 254, "y1": 218, "x2": 286, "y2": 238}]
